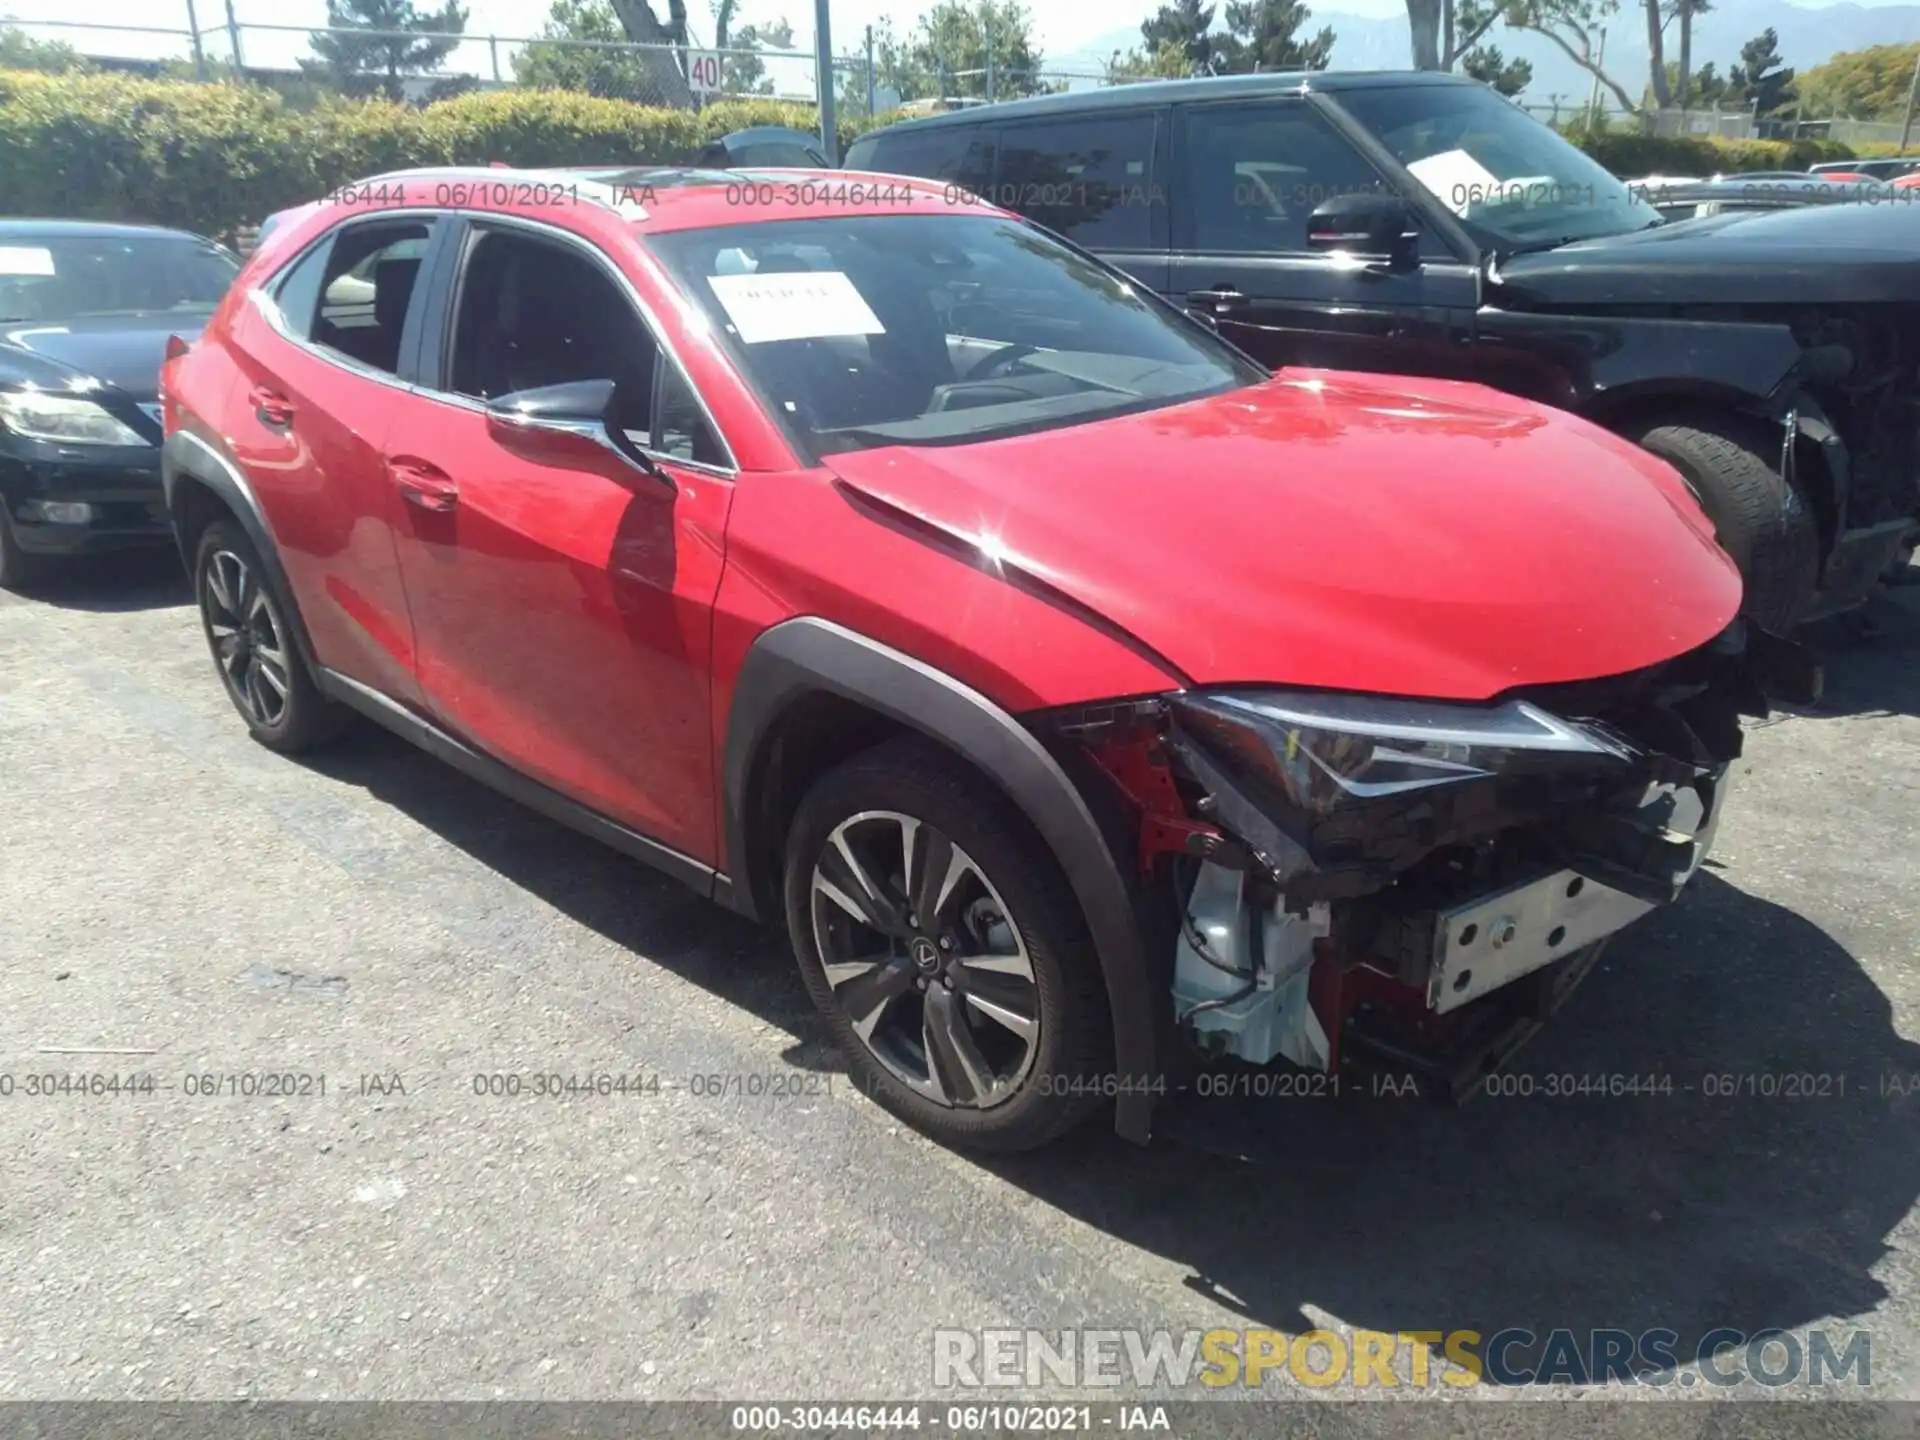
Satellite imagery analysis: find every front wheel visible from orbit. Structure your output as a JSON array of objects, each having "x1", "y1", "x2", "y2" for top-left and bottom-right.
[
  {"x1": 783, "y1": 738, "x2": 1112, "y2": 1152},
  {"x1": 1625, "y1": 413, "x2": 1821, "y2": 631}
]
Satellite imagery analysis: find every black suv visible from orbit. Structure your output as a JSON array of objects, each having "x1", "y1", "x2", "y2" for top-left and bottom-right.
[{"x1": 846, "y1": 71, "x2": 1920, "y2": 629}]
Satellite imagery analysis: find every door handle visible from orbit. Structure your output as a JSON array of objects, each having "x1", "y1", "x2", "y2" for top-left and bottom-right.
[
  {"x1": 248, "y1": 386, "x2": 295, "y2": 428},
  {"x1": 387, "y1": 458, "x2": 460, "y2": 513},
  {"x1": 1187, "y1": 287, "x2": 1249, "y2": 313}
]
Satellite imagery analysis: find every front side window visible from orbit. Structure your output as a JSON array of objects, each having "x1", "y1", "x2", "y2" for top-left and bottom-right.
[
  {"x1": 1334, "y1": 83, "x2": 1663, "y2": 252},
  {"x1": 1181, "y1": 100, "x2": 1396, "y2": 254},
  {"x1": 863, "y1": 125, "x2": 996, "y2": 195},
  {"x1": 0, "y1": 234, "x2": 238, "y2": 324},
  {"x1": 993, "y1": 113, "x2": 1161, "y2": 251},
  {"x1": 445, "y1": 227, "x2": 723, "y2": 463},
  {"x1": 648, "y1": 212, "x2": 1262, "y2": 459}
]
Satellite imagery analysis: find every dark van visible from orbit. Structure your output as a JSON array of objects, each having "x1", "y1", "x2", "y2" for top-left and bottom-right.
[{"x1": 845, "y1": 71, "x2": 1920, "y2": 628}]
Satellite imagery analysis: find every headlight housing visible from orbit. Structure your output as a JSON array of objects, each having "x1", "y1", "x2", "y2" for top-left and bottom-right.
[
  {"x1": 0, "y1": 389, "x2": 148, "y2": 446},
  {"x1": 1171, "y1": 689, "x2": 1638, "y2": 817}
]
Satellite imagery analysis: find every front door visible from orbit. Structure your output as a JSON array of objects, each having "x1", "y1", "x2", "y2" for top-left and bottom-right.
[
  {"x1": 1167, "y1": 97, "x2": 1478, "y2": 380},
  {"x1": 383, "y1": 219, "x2": 736, "y2": 865}
]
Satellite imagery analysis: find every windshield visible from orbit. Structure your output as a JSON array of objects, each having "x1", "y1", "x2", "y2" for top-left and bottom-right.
[
  {"x1": 648, "y1": 213, "x2": 1263, "y2": 457},
  {"x1": 0, "y1": 234, "x2": 240, "y2": 323},
  {"x1": 1334, "y1": 84, "x2": 1663, "y2": 252}
]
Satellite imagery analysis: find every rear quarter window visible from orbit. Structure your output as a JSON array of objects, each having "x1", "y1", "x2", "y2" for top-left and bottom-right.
[
  {"x1": 990, "y1": 112, "x2": 1164, "y2": 252},
  {"x1": 853, "y1": 124, "x2": 995, "y2": 195}
]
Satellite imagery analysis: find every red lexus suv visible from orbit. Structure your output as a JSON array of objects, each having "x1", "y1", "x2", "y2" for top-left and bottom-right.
[{"x1": 160, "y1": 167, "x2": 1811, "y2": 1152}]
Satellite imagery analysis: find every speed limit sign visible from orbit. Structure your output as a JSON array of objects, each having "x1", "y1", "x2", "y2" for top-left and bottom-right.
[{"x1": 687, "y1": 50, "x2": 722, "y2": 95}]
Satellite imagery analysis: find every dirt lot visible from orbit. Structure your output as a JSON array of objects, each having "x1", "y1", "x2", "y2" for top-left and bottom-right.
[{"x1": 2, "y1": 550, "x2": 1917, "y2": 1426}]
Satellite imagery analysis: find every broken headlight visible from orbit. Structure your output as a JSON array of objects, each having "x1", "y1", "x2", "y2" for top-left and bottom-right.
[{"x1": 1170, "y1": 690, "x2": 1639, "y2": 817}]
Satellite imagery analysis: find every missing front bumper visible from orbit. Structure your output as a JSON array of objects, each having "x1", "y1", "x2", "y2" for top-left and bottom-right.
[
  {"x1": 1427, "y1": 766, "x2": 1729, "y2": 1014},
  {"x1": 1426, "y1": 868, "x2": 1653, "y2": 1014}
]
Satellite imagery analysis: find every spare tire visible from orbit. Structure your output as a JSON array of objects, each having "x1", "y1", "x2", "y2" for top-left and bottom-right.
[{"x1": 1623, "y1": 412, "x2": 1821, "y2": 631}]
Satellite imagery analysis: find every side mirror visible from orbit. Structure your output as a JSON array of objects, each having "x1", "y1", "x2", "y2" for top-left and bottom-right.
[
  {"x1": 485, "y1": 378, "x2": 657, "y2": 476},
  {"x1": 1305, "y1": 194, "x2": 1422, "y2": 268}
]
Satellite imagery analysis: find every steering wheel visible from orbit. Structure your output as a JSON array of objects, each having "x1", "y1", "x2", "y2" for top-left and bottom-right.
[{"x1": 962, "y1": 343, "x2": 1041, "y2": 382}]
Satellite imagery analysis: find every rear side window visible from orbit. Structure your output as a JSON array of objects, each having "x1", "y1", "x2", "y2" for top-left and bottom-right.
[
  {"x1": 269, "y1": 239, "x2": 332, "y2": 338},
  {"x1": 857, "y1": 124, "x2": 995, "y2": 195},
  {"x1": 279, "y1": 220, "x2": 430, "y2": 375},
  {"x1": 992, "y1": 113, "x2": 1162, "y2": 252}
]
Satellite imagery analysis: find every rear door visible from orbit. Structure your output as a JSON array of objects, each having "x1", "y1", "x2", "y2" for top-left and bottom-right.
[
  {"x1": 381, "y1": 216, "x2": 737, "y2": 866},
  {"x1": 1167, "y1": 96, "x2": 1478, "y2": 378},
  {"x1": 990, "y1": 108, "x2": 1171, "y2": 295},
  {"x1": 222, "y1": 213, "x2": 445, "y2": 705}
]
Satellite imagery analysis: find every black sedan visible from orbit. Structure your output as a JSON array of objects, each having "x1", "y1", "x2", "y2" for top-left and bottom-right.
[{"x1": 0, "y1": 220, "x2": 240, "y2": 589}]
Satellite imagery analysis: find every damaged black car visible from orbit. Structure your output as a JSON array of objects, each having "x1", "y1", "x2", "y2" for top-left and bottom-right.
[{"x1": 846, "y1": 71, "x2": 1920, "y2": 630}]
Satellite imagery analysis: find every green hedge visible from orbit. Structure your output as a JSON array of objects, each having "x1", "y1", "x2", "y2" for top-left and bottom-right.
[
  {"x1": 0, "y1": 67, "x2": 1873, "y2": 239},
  {"x1": 0, "y1": 69, "x2": 883, "y2": 237},
  {"x1": 1572, "y1": 129, "x2": 1859, "y2": 176}
]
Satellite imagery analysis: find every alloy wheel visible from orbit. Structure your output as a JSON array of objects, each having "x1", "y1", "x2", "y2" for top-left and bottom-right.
[
  {"x1": 809, "y1": 810, "x2": 1041, "y2": 1108},
  {"x1": 202, "y1": 548, "x2": 292, "y2": 729}
]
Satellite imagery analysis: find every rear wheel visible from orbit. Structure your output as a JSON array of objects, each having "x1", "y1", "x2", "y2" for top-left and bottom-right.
[
  {"x1": 782, "y1": 738, "x2": 1111, "y2": 1152},
  {"x1": 1624, "y1": 412, "x2": 1821, "y2": 631},
  {"x1": 194, "y1": 519, "x2": 352, "y2": 753}
]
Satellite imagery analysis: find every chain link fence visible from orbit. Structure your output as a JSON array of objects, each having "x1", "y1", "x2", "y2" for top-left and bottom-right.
[{"x1": 4, "y1": 10, "x2": 1143, "y2": 115}]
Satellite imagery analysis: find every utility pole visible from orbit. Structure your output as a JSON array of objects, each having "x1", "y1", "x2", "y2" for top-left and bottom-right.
[
  {"x1": 864, "y1": 23, "x2": 874, "y2": 116},
  {"x1": 814, "y1": 0, "x2": 836, "y2": 163},
  {"x1": 1585, "y1": 25, "x2": 1606, "y2": 131},
  {"x1": 184, "y1": 0, "x2": 207, "y2": 80},
  {"x1": 984, "y1": 7, "x2": 995, "y2": 102},
  {"x1": 1900, "y1": 41, "x2": 1920, "y2": 155},
  {"x1": 223, "y1": 0, "x2": 244, "y2": 75}
]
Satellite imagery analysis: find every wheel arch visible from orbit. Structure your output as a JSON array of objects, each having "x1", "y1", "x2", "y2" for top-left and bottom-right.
[
  {"x1": 1594, "y1": 388, "x2": 1844, "y2": 550},
  {"x1": 720, "y1": 618, "x2": 1159, "y2": 1142},
  {"x1": 161, "y1": 430, "x2": 320, "y2": 671}
]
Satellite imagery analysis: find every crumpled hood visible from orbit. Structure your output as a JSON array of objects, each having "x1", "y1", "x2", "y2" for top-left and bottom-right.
[
  {"x1": 825, "y1": 371, "x2": 1741, "y2": 702},
  {"x1": 1498, "y1": 201, "x2": 1920, "y2": 306}
]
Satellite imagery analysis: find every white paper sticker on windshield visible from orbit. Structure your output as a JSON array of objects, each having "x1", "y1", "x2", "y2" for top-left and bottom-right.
[
  {"x1": 705, "y1": 270, "x2": 884, "y2": 344},
  {"x1": 0, "y1": 246, "x2": 56, "y2": 277},
  {"x1": 1405, "y1": 149, "x2": 1501, "y2": 216}
]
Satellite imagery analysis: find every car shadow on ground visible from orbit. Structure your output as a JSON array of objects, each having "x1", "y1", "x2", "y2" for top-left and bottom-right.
[
  {"x1": 299, "y1": 709, "x2": 1920, "y2": 1387},
  {"x1": 989, "y1": 870, "x2": 1920, "y2": 1382},
  {"x1": 9, "y1": 546, "x2": 191, "y2": 612}
]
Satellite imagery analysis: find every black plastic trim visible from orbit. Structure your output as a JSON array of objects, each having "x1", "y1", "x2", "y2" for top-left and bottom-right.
[
  {"x1": 721, "y1": 617, "x2": 1161, "y2": 1142},
  {"x1": 317, "y1": 667, "x2": 721, "y2": 898},
  {"x1": 160, "y1": 429, "x2": 321, "y2": 673}
]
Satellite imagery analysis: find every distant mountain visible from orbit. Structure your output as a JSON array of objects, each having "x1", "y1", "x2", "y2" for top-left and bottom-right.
[{"x1": 1059, "y1": 1, "x2": 1920, "y2": 105}]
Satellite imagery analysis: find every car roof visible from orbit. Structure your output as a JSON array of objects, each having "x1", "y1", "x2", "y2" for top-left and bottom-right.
[
  {"x1": 338, "y1": 164, "x2": 1004, "y2": 232},
  {"x1": 853, "y1": 68, "x2": 1479, "y2": 136},
  {"x1": 0, "y1": 217, "x2": 210, "y2": 241}
]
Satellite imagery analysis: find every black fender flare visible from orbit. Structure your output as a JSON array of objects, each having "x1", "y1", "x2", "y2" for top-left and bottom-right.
[
  {"x1": 721, "y1": 617, "x2": 1159, "y2": 1143},
  {"x1": 161, "y1": 429, "x2": 320, "y2": 672}
]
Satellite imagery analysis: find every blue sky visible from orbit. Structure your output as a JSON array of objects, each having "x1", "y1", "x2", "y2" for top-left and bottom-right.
[{"x1": 7, "y1": 0, "x2": 1917, "y2": 80}]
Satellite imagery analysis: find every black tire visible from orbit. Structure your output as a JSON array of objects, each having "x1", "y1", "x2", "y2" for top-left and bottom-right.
[
  {"x1": 1624, "y1": 412, "x2": 1821, "y2": 631},
  {"x1": 0, "y1": 511, "x2": 50, "y2": 593},
  {"x1": 194, "y1": 519, "x2": 353, "y2": 754},
  {"x1": 782, "y1": 737, "x2": 1112, "y2": 1153}
]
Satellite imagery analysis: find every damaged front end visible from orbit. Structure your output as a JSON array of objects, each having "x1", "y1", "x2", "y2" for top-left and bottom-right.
[{"x1": 1051, "y1": 622, "x2": 1821, "y2": 1100}]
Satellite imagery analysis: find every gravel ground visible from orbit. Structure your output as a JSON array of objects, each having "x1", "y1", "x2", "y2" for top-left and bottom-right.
[{"x1": 1, "y1": 549, "x2": 1916, "y2": 1431}]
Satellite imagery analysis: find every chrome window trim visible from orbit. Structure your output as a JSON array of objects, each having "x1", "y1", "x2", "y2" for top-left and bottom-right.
[
  {"x1": 415, "y1": 209, "x2": 740, "y2": 478},
  {"x1": 252, "y1": 207, "x2": 443, "y2": 396}
]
